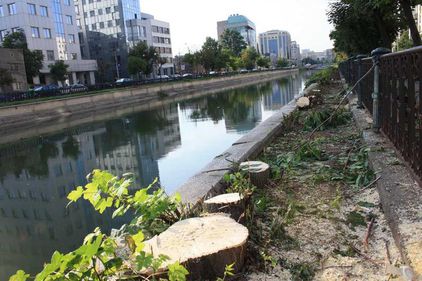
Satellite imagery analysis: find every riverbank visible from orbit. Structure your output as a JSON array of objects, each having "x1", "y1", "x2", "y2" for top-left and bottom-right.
[
  {"x1": 221, "y1": 75, "x2": 421, "y2": 280},
  {"x1": 0, "y1": 69, "x2": 297, "y2": 145}
]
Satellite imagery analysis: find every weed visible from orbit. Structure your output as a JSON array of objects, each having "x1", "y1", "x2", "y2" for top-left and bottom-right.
[
  {"x1": 303, "y1": 108, "x2": 351, "y2": 131},
  {"x1": 333, "y1": 245, "x2": 357, "y2": 257},
  {"x1": 288, "y1": 262, "x2": 315, "y2": 281},
  {"x1": 346, "y1": 211, "x2": 366, "y2": 230},
  {"x1": 224, "y1": 171, "x2": 255, "y2": 195},
  {"x1": 346, "y1": 148, "x2": 375, "y2": 188},
  {"x1": 305, "y1": 66, "x2": 337, "y2": 88}
]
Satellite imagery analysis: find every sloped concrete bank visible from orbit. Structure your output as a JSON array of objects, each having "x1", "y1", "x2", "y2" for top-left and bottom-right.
[
  {"x1": 176, "y1": 83, "x2": 318, "y2": 204},
  {"x1": 0, "y1": 69, "x2": 297, "y2": 145}
]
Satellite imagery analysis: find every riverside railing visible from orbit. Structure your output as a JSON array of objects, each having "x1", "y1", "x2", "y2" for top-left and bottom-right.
[
  {"x1": 0, "y1": 67, "x2": 292, "y2": 104},
  {"x1": 340, "y1": 46, "x2": 422, "y2": 182}
]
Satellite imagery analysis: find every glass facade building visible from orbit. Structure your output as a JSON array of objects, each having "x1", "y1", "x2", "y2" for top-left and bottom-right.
[
  {"x1": 217, "y1": 14, "x2": 257, "y2": 48},
  {"x1": 259, "y1": 30, "x2": 292, "y2": 59},
  {"x1": 75, "y1": 0, "x2": 141, "y2": 82}
]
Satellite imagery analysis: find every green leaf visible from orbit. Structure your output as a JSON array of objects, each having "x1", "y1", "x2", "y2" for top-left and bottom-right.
[
  {"x1": 67, "y1": 186, "x2": 84, "y2": 202},
  {"x1": 168, "y1": 262, "x2": 189, "y2": 281},
  {"x1": 9, "y1": 270, "x2": 29, "y2": 281},
  {"x1": 135, "y1": 252, "x2": 153, "y2": 270},
  {"x1": 134, "y1": 188, "x2": 148, "y2": 204},
  {"x1": 132, "y1": 231, "x2": 145, "y2": 253}
]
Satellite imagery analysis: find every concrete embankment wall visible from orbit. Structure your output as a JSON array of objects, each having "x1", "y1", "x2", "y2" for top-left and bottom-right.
[
  {"x1": 176, "y1": 83, "x2": 319, "y2": 204},
  {"x1": 0, "y1": 69, "x2": 298, "y2": 144}
]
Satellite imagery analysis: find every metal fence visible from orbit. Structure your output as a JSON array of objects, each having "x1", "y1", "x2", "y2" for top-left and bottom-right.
[
  {"x1": 0, "y1": 67, "x2": 293, "y2": 104},
  {"x1": 340, "y1": 46, "x2": 422, "y2": 181}
]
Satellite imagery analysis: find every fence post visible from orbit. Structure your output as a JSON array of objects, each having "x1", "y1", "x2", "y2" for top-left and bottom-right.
[
  {"x1": 371, "y1": 47, "x2": 391, "y2": 132},
  {"x1": 355, "y1": 55, "x2": 367, "y2": 108}
]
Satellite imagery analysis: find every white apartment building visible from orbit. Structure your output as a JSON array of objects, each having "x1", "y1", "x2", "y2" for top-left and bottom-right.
[
  {"x1": 0, "y1": 0, "x2": 97, "y2": 85},
  {"x1": 126, "y1": 13, "x2": 174, "y2": 76},
  {"x1": 290, "y1": 41, "x2": 301, "y2": 62}
]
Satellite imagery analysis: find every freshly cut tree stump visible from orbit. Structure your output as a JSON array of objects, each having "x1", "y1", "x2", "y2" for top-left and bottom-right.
[
  {"x1": 297, "y1": 96, "x2": 310, "y2": 109},
  {"x1": 239, "y1": 161, "x2": 270, "y2": 188},
  {"x1": 204, "y1": 193, "x2": 245, "y2": 222},
  {"x1": 143, "y1": 215, "x2": 248, "y2": 280}
]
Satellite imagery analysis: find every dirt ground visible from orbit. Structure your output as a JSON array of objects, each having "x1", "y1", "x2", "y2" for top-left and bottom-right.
[{"x1": 239, "y1": 82, "x2": 406, "y2": 281}]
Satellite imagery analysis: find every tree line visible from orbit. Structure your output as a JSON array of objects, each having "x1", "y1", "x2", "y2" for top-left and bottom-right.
[{"x1": 328, "y1": 0, "x2": 422, "y2": 56}]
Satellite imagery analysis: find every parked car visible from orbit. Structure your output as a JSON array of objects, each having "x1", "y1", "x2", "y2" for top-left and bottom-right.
[
  {"x1": 209, "y1": 71, "x2": 217, "y2": 75},
  {"x1": 157, "y1": 75, "x2": 170, "y2": 79},
  {"x1": 172, "y1": 74, "x2": 181, "y2": 78},
  {"x1": 239, "y1": 69, "x2": 248, "y2": 73},
  {"x1": 34, "y1": 84, "x2": 60, "y2": 92},
  {"x1": 70, "y1": 83, "x2": 88, "y2": 92},
  {"x1": 115, "y1": 78, "x2": 134, "y2": 85},
  {"x1": 182, "y1": 73, "x2": 193, "y2": 78}
]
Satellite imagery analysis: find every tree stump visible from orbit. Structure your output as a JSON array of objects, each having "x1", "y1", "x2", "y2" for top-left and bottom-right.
[
  {"x1": 297, "y1": 96, "x2": 310, "y2": 109},
  {"x1": 143, "y1": 215, "x2": 248, "y2": 280},
  {"x1": 239, "y1": 161, "x2": 270, "y2": 188},
  {"x1": 204, "y1": 193, "x2": 245, "y2": 222}
]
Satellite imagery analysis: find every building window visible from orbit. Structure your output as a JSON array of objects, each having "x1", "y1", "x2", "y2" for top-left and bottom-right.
[
  {"x1": 27, "y1": 3, "x2": 36, "y2": 15},
  {"x1": 76, "y1": 19, "x2": 81, "y2": 27},
  {"x1": 43, "y1": 28, "x2": 51, "y2": 38},
  {"x1": 98, "y1": 8, "x2": 103, "y2": 15},
  {"x1": 89, "y1": 10, "x2": 95, "y2": 17},
  {"x1": 71, "y1": 53, "x2": 77, "y2": 60},
  {"x1": 11, "y1": 27, "x2": 20, "y2": 33},
  {"x1": 8, "y1": 3, "x2": 17, "y2": 15},
  {"x1": 40, "y1": 6, "x2": 48, "y2": 17},
  {"x1": 31, "y1": 27, "x2": 40, "y2": 38},
  {"x1": 105, "y1": 7, "x2": 111, "y2": 14},
  {"x1": 91, "y1": 23, "x2": 96, "y2": 30},
  {"x1": 0, "y1": 30, "x2": 7, "y2": 42},
  {"x1": 74, "y1": 5, "x2": 79, "y2": 15},
  {"x1": 68, "y1": 34, "x2": 75, "y2": 43},
  {"x1": 47, "y1": 50, "x2": 54, "y2": 61},
  {"x1": 107, "y1": 20, "x2": 113, "y2": 27},
  {"x1": 0, "y1": 6, "x2": 3, "y2": 17},
  {"x1": 66, "y1": 15, "x2": 73, "y2": 25},
  {"x1": 64, "y1": 0, "x2": 71, "y2": 6},
  {"x1": 99, "y1": 22, "x2": 104, "y2": 29}
]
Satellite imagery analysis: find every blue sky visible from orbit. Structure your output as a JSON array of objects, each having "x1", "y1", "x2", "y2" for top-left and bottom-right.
[{"x1": 141, "y1": 0, "x2": 334, "y2": 55}]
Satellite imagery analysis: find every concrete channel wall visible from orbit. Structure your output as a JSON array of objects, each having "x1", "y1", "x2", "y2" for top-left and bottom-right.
[
  {"x1": 177, "y1": 83, "x2": 319, "y2": 204},
  {"x1": 0, "y1": 69, "x2": 298, "y2": 145}
]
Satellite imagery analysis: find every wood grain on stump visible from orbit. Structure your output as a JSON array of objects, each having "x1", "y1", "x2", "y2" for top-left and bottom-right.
[
  {"x1": 297, "y1": 96, "x2": 310, "y2": 109},
  {"x1": 204, "y1": 193, "x2": 245, "y2": 222},
  {"x1": 143, "y1": 215, "x2": 248, "y2": 280},
  {"x1": 239, "y1": 161, "x2": 270, "y2": 188}
]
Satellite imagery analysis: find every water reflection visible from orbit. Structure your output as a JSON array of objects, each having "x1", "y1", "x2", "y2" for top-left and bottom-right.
[{"x1": 0, "y1": 72, "x2": 310, "y2": 278}]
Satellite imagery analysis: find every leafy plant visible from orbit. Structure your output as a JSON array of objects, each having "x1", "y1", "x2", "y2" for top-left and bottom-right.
[
  {"x1": 305, "y1": 67, "x2": 336, "y2": 88},
  {"x1": 224, "y1": 171, "x2": 255, "y2": 195},
  {"x1": 345, "y1": 148, "x2": 375, "y2": 188},
  {"x1": 303, "y1": 108, "x2": 351, "y2": 131},
  {"x1": 10, "y1": 170, "x2": 189, "y2": 281},
  {"x1": 216, "y1": 263, "x2": 235, "y2": 281}
]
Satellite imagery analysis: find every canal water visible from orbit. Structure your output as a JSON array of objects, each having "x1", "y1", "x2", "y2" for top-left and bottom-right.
[{"x1": 0, "y1": 71, "x2": 311, "y2": 278}]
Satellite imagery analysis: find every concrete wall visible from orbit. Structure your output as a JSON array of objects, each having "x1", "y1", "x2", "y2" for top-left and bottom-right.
[{"x1": 0, "y1": 69, "x2": 298, "y2": 144}]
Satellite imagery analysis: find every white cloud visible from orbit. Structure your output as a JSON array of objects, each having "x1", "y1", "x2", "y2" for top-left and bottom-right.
[{"x1": 140, "y1": 0, "x2": 334, "y2": 55}]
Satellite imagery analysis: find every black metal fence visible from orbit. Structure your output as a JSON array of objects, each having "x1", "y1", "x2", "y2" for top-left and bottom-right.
[
  {"x1": 0, "y1": 68, "x2": 293, "y2": 104},
  {"x1": 340, "y1": 46, "x2": 422, "y2": 181}
]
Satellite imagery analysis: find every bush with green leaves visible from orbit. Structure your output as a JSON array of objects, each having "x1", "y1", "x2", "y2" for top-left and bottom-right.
[
  {"x1": 9, "y1": 170, "x2": 188, "y2": 281},
  {"x1": 305, "y1": 66, "x2": 336, "y2": 88}
]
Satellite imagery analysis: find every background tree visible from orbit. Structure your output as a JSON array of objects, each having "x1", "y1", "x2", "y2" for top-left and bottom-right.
[
  {"x1": 2, "y1": 31, "x2": 44, "y2": 83},
  {"x1": 256, "y1": 56, "x2": 271, "y2": 68},
  {"x1": 240, "y1": 47, "x2": 258, "y2": 70},
  {"x1": 128, "y1": 41, "x2": 159, "y2": 76},
  {"x1": 276, "y1": 58, "x2": 289, "y2": 68},
  {"x1": 49, "y1": 60, "x2": 69, "y2": 85},
  {"x1": 396, "y1": 31, "x2": 413, "y2": 50},
  {"x1": 220, "y1": 29, "x2": 247, "y2": 56},
  {"x1": 127, "y1": 56, "x2": 147, "y2": 79},
  {"x1": 199, "y1": 37, "x2": 221, "y2": 72},
  {"x1": 396, "y1": 0, "x2": 422, "y2": 46},
  {"x1": 0, "y1": 68, "x2": 14, "y2": 91}
]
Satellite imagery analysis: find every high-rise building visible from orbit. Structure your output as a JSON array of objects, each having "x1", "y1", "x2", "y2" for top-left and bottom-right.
[
  {"x1": 75, "y1": 0, "x2": 141, "y2": 82},
  {"x1": 291, "y1": 41, "x2": 301, "y2": 62},
  {"x1": 217, "y1": 14, "x2": 257, "y2": 48},
  {"x1": 259, "y1": 30, "x2": 291, "y2": 60},
  {"x1": 0, "y1": 0, "x2": 97, "y2": 85},
  {"x1": 127, "y1": 13, "x2": 174, "y2": 76}
]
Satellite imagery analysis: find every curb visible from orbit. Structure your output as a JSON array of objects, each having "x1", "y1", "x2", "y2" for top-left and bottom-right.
[
  {"x1": 348, "y1": 92, "x2": 422, "y2": 277},
  {"x1": 176, "y1": 83, "x2": 319, "y2": 204}
]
